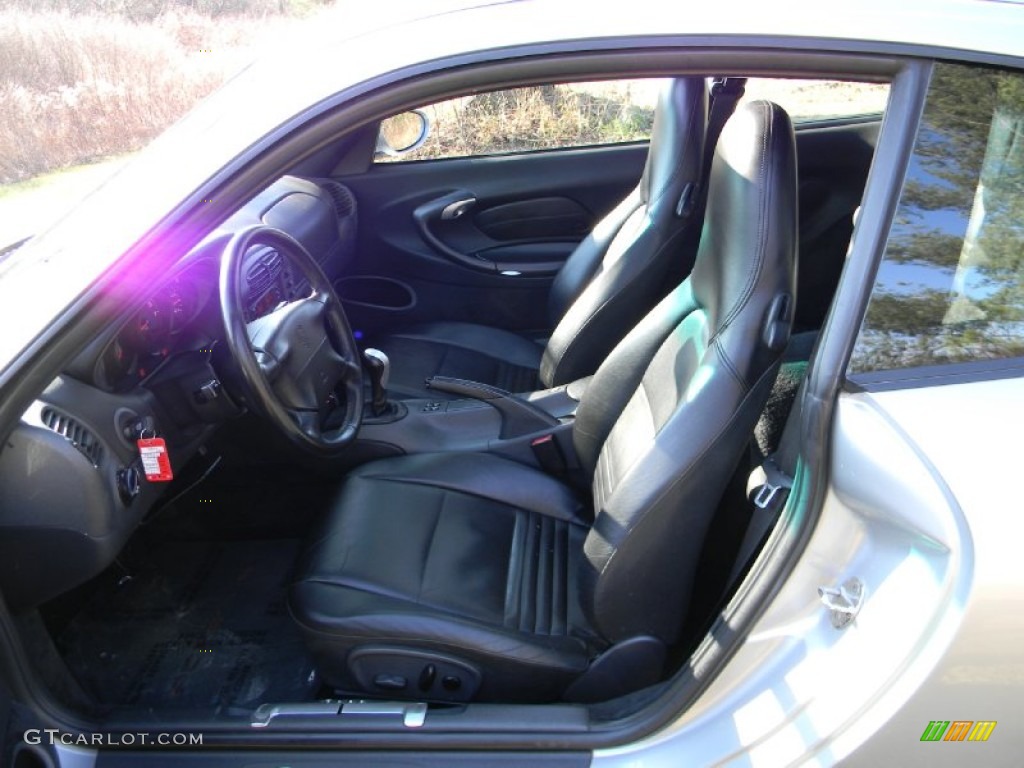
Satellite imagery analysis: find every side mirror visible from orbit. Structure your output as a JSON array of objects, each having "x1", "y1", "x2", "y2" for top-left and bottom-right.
[{"x1": 375, "y1": 109, "x2": 431, "y2": 158}]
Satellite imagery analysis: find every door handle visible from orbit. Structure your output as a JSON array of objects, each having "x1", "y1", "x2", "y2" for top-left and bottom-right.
[
  {"x1": 440, "y1": 197, "x2": 476, "y2": 220},
  {"x1": 413, "y1": 191, "x2": 495, "y2": 272}
]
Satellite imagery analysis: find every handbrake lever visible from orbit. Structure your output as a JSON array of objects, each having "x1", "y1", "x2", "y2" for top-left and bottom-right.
[{"x1": 425, "y1": 376, "x2": 558, "y2": 439}]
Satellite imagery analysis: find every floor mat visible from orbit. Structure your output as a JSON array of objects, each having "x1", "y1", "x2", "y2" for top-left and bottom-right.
[{"x1": 56, "y1": 539, "x2": 318, "y2": 712}]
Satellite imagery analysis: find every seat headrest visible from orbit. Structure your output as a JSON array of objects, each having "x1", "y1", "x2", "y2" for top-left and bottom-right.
[
  {"x1": 691, "y1": 99, "x2": 798, "y2": 382},
  {"x1": 639, "y1": 77, "x2": 707, "y2": 206}
]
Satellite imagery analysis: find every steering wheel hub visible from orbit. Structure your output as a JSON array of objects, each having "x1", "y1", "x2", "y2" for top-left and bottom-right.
[{"x1": 220, "y1": 226, "x2": 363, "y2": 454}]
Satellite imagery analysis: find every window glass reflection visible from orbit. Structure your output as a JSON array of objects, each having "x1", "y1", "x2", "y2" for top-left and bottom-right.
[{"x1": 852, "y1": 64, "x2": 1024, "y2": 372}]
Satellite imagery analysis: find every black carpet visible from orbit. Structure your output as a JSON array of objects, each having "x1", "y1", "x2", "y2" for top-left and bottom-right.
[{"x1": 55, "y1": 539, "x2": 318, "y2": 712}]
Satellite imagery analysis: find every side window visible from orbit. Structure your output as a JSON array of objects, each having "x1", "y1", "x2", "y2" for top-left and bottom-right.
[
  {"x1": 374, "y1": 79, "x2": 662, "y2": 163},
  {"x1": 850, "y1": 63, "x2": 1024, "y2": 373},
  {"x1": 740, "y1": 77, "x2": 889, "y2": 123}
]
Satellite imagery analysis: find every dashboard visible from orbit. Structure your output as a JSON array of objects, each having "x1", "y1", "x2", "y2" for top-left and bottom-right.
[
  {"x1": 94, "y1": 244, "x2": 303, "y2": 393},
  {"x1": 94, "y1": 175, "x2": 347, "y2": 394},
  {"x1": 0, "y1": 174, "x2": 359, "y2": 611}
]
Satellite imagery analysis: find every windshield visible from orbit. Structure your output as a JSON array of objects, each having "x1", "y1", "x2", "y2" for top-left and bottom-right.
[{"x1": 0, "y1": 0, "x2": 526, "y2": 373}]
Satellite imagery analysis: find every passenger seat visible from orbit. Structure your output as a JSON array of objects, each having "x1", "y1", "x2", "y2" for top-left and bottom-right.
[{"x1": 370, "y1": 78, "x2": 708, "y2": 398}]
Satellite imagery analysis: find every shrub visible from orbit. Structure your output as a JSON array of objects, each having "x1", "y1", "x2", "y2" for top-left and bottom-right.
[
  {"x1": 381, "y1": 84, "x2": 656, "y2": 163},
  {"x1": 0, "y1": 9, "x2": 270, "y2": 183}
]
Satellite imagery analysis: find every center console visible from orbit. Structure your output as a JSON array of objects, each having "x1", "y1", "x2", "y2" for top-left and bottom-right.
[{"x1": 354, "y1": 348, "x2": 589, "y2": 472}]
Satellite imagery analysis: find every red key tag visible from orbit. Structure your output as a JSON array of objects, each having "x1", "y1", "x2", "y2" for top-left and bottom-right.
[{"x1": 137, "y1": 437, "x2": 173, "y2": 482}]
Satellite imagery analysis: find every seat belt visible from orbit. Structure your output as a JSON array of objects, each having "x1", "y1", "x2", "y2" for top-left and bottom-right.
[
  {"x1": 676, "y1": 78, "x2": 746, "y2": 233},
  {"x1": 726, "y1": 376, "x2": 802, "y2": 588},
  {"x1": 702, "y1": 77, "x2": 747, "y2": 188},
  {"x1": 670, "y1": 77, "x2": 748, "y2": 277}
]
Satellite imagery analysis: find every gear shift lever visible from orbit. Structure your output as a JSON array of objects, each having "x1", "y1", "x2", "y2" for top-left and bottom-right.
[{"x1": 363, "y1": 348, "x2": 391, "y2": 417}]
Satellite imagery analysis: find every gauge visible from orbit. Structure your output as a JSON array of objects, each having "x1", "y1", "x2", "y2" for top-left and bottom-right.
[
  {"x1": 127, "y1": 297, "x2": 172, "y2": 351},
  {"x1": 166, "y1": 275, "x2": 202, "y2": 334},
  {"x1": 97, "y1": 259, "x2": 216, "y2": 392}
]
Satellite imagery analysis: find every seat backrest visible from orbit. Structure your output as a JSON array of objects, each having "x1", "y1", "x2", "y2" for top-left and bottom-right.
[
  {"x1": 571, "y1": 100, "x2": 798, "y2": 645},
  {"x1": 538, "y1": 77, "x2": 707, "y2": 388}
]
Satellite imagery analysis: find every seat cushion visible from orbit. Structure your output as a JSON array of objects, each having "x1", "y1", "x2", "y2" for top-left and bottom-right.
[
  {"x1": 288, "y1": 452, "x2": 601, "y2": 702},
  {"x1": 369, "y1": 322, "x2": 544, "y2": 398}
]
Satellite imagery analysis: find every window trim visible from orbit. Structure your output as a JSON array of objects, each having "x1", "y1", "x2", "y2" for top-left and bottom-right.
[
  {"x1": 374, "y1": 136, "x2": 653, "y2": 165},
  {"x1": 847, "y1": 355, "x2": 1024, "y2": 392}
]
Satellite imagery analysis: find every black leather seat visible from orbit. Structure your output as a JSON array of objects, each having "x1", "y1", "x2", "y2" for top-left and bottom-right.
[
  {"x1": 290, "y1": 100, "x2": 797, "y2": 703},
  {"x1": 373, "y1": 77, "x2": 708, "y2": 398}
]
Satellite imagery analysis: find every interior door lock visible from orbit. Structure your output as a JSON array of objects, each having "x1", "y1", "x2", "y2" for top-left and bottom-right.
[{"x1": 440, "y1": 197, "x2": 476, "y2": 220}]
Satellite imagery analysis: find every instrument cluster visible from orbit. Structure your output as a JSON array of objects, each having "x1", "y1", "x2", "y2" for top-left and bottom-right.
[{"x1": 98, "y1": 264, "x2": 217, "y2": 391}]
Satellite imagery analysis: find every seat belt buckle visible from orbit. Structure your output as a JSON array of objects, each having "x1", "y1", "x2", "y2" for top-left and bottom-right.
[
  {"x1": 753, "y1": 458, "x2": 793, "y2": 509},
  {"x1": 753, "y1": 483, "x2": 781, "y2": 509},
  {"x1": 531, "y1": 433, "x2": 567, "y2": 475}
]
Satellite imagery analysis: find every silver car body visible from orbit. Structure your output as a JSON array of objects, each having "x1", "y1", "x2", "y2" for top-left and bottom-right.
[{"x1": 597, "y1": 378, "x2": 1024, "y2": 765}]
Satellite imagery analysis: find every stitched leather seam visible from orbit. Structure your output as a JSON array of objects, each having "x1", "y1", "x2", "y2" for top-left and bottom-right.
[
  {"x1": 298, "y1": 576, "x2": 463, "y2": 619},
  {"x1": 638, "y1": 371, "x2": 658, "y2": 433},
  {"x1": 557, "y1": 524, "x2": 573, "y2": 638},
  {"x1": 714, "y1": 335, "x2": 747, "y2": 393},
  {"x1": 503, "y1": 509, "x2": 528, "y2": 629},
  {"x1": 711, "y1": 101, "x2": 775, "y2": 341}
]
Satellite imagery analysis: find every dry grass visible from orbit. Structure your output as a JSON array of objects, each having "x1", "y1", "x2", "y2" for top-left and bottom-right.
[
  {"x1": 0, "y1": 8, "x2": 285, "y2": 183},
  {"x1": 741, "y1": 78, "x2": 890, "y2": 122},
  {"x1": 0, "y1": 16, "x2": 891, "y2": 186},
  {"x1": 383, "y1": 78, "x2": 890, "y2": 163},
  {"x1": 384, "y1": 83, "x2": 656, "y2": 162}
]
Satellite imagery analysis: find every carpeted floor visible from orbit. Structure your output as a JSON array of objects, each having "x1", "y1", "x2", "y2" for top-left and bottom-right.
[{"x1": 55, "y1": 538, "x2": 318, "y2": 713}]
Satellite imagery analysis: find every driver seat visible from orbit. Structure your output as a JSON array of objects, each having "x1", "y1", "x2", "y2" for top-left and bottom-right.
[{"x1": 289, "y1": 100, "x2": 797, "y2": 702}]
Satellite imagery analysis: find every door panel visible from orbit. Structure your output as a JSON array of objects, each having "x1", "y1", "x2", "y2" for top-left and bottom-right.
[
  {"x1": 410, "y1": 191, "x2": 586, "y2": 276},
  {"x1": 337, "y1": 142, "x2": 648, "y2": 336},
  {"x1": 474, "y1": 197, "x2": 591, "y2": 242}
]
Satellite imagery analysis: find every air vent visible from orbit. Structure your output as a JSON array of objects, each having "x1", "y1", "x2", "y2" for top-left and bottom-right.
[
  {"x1": 245, "y1": 246, "x2": 283, "y2": 295},
  {"x1": 322, "y1": 181, "x2": 357, "y2": 219},
  {"x1": 261, "y1": 247, "x2": 283, "y2": 272},
  {"x1": 40, "y1": 407, "x2": 105, "y2": 467}
]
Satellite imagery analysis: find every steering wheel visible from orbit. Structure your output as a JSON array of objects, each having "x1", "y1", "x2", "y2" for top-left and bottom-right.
[{"x1": 220, "y1": 225, "x2": 363, "y2": 454}]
